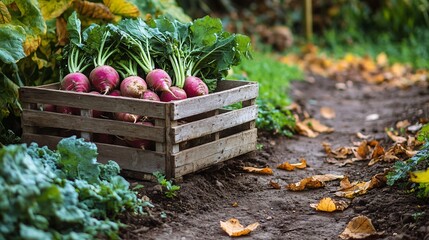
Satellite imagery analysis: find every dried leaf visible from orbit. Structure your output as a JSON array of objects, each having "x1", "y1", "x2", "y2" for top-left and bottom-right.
[
  {"x1": 356, "y1": 132, "x2": 371, "y2": 139},
  {"x1": 310, "y1": 197, "x2": 349, "y2": 212},
  {"x1": 104, "y1": 0, "x2": 140, "y2": 18},
  {"x1": 370, "y1": 143, "x2": 385, "y2": 159},
  {"x1": 396, "y1": 120, "x2": 411, "y2": 129},
  {"x1": 277, "y1": 159, "x2": 307, "y2": 171},
  {"x1": 336, "y1": 173, "x2": 386, "y2": 198},
  {"x1": 232, "y1": 202, "x2": 239, "y2": 207},
  {"x1": 339, "y1": 215, "x2": 384, "y2": 239},
  {"x1": 269, "y1": 180, "x2": 281, "y2": 189},
  {"x1": 286, "y1": 177, "x2": 325, "y2": 191},
  {"x1": 320, "y1": 107, "x2": 336, "y2": 119},
  {"x1": 386, "y1": 130, "x2": 407, "y2": 143},
  {"x1": 73, "y1": 0, "x2": 114, "y2": 20},
  {"x1": 312, "y1": 174, "x2": 345, "y2": 182},
  {"x1": 376, "y1": 52, "x2": 388, "y2": 67},
  {"x1": 295, "y1": 121, "x2": 319, "y2": 138},
  {"x1": 56, "y1": 17, "x2": 68, "y2": 47},
  {"x1": 353, "y1": 140, "x2": 369, "y2": 160},
  {"x1": 323, "y1": 142, "x2": 353, "y2": 159},
  {"x1": 303, "y1": 118, "x2": 334, "y2": 133},
  {"x1": 220, "y1": 218, "x2": 259, "y2": 237},
  {"x1": 242, "y1": 167, "x2": 273, "y2": 175}
]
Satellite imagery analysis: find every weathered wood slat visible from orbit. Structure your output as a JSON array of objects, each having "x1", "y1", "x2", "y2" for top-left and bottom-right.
[
  {"x1": 22, "y1": 110, "x2": 165, "y2": 142},
  {"x1": 215, "y1": 80, "x2": 253, "y2": 92},
  {"x1": 174, "y1": 129, "x2": 257, "y2": 177},
  {"x1": 38, "y1": 82, "x2": 60, "y2": 89},
  {"x1": 22, "y1": 133, "x2": 165, "y2": 174},
  {"x1": 170, "y1": 82, "x2": 258, "y2": 120},
  {"x1": 172, "y1": 105, "x2": 258, "y2": 143},
  {"x1": 19, "y1": 87, "x2": 166, "y2": 118},
  {"x1": 174, "y1": 128, "x2": 257, "y2": 168}
]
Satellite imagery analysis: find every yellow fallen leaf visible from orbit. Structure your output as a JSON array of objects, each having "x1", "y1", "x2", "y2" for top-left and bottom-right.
[
  {"x1": 370, "y1": 143, "x2": 385, "y2": 159},
  {"x1": 323, "y1": 142, "x2": 353, "y2": 159},
  {"x1": 356, "y1": 132, "x2": 371, "y2": 139},
  {"x1": 295, "y1": 121, "x2": 319, "y2": 138},
  {"x1": 386, "y1": 130, "x2": 407, "y2": 143},
  {"x1": 232, "y1": 202, "x2": 239, "y2": 207},
  {"x1": 286, "y1": 177, "x2": 325, "y2": 191},
  {"x1": 310, "y1": 197, "x2": 349, "y2": 212},
  {"x1": 320, "y1": 107, "x2": 336, "y2": 119},
  {"x1": 220, "y1": 218, "x2": 259, "y2": 237},
  {"x1": 376, "y1": 52, "x2": 388, "y2": 67},
  {"x1": 312, "y1": 174, "x2": 345, "y2": 182},
  {"x1": 410, "y1": 168, "x2": 429, "y2": 183},
  {"x1": 277, "y1": 159, "x2": 307, "y2": 171},
  {"x1": 396, "y1": 120, "x2": 411, "y2": 129},
  {"x1": 303, "y1": 118, "x2": 334, "y2": 133},
  {"x1": 242, "y1": 166, "x2": 273, "y2": 175},
  {"x1": 336, "y1": 173, "x2": 386, "y2": 198},
  {"x1": 339, "y1": 215, "x2": 384, "y2": 239}
]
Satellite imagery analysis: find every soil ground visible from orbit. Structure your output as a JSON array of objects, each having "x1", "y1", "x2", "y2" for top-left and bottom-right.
[{"x1": 121, "y1": 75, "x2": 429, "y2": 240}]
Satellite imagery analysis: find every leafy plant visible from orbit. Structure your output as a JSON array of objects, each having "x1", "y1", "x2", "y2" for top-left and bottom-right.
[
  {"x1": 0, "y1": 136, "x2": 151, "y2": 239},
  {"x1": 153, "y1": 171, "x2": 180, "y2": 198},
  {"x1": 387, "y1": 124, "x2": 429, "y2": 198}
]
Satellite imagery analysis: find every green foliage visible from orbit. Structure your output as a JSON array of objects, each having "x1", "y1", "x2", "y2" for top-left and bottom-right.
[
  {"x1": 387, "y1": 124, "x2": 429, "y2": 198},
  {"x1": 0, "y1": 136, "x2": 151, "y2": 239},
  {"x1": 153, "y1": 171, "x2": 180, "y2": 198},
  {"x1": 230, "y1": 52, "x2": 303, "y2": 136}
]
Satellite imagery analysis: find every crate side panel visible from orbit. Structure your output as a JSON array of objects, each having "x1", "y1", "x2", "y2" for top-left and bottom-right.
[
  {"x1": 22, "y1": 110, "x2": 165, "y2": 142},
  {"x1": 215, "y1": 80, "x2": 255, "y2": 92},
  {"x1": 19, "y1": 87, "x2": 166, "y2": 118},
  {"x1": 171, "y1": 83, "x2": 258, "y2": 120},
  {"x1": 22, "y1": 133, "x2": 166, "y2": 174},
  {"x1": 172, "y1": 105, "x2": 257, "y2": 143},
  {"x1": 174, "y1": 128, "x2": 257, "y2": 167},
  {"x1": 174, "y1": 130, "x2": 257, "y2": 177}
]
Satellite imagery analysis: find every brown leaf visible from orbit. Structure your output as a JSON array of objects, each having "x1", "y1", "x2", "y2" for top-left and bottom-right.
[
  {"x1": 370, "y1": 143, "x2": 385, "y2": 159},
  {"x1": 303, "y1": 118, "x2": 334, "y2": 133},
  {"x1": 310, "y1": 197, "x2": 349, "y2": 212},
  {"x1": 286, "y1": 177, "x2": 325, "y2": 191},
  {"x1": 295, "y1": 121, "x2": 319, "y2": 138},
  {"x1": 336, "y1": 173, "x2": 386, "y2": 198},
  {"x1": 242, "y1": 166, "x2": 273, "y2": 175},
  {"x1": 353, "y1": 140, "x2": 369, "y2": 160},
  {"x1": 73, "y1": 0, "x2": 114, "y2": 20},
  {"x1": 339, "y1": 215, "x2": 384, "y2": 239},
  {"x1": 277, "y1": 159, "x2": 307, "y2": 171},
  {"x1": 269, "y1": 180, "x2": 281, "y2": 189},
  {"x1": 312, "y1": 174, "x2": 345, "y2": 182},
  {"x1": 320, "y1": 106, "x2": 336, "y2": 119},
  {"x1": 376, "y1": 52, "x2": 388, "y2": 67},
  {"x1": 220, "y1": 218, "x2": 259, "y2": 237},
  {"x1": 396, "y1": 120, "x2": 411, "y2": 129},
  {"x1": 56, "y1": 17, "x2": 68, "y2": 47},
  {"x1": 323, "y1": 142, "x2": 353, "y2": 159},
  {"x1": 356, "y1": 132, "x2": 371, "y2": 140},
  {"x1": 386, "y1": 129, "x2": 407, "y2": 143}
]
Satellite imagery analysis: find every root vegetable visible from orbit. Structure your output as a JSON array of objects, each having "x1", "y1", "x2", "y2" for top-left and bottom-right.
[
  {"x1": 183, "y1": 76, "x2": 208, "y2": 97},
  {"x1": 160, "y1": 86, "x2": 187, "y2": 102}
]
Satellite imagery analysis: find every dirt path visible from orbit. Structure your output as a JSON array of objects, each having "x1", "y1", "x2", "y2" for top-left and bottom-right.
[{"x1": 124, "y1": 75, "x2": 429, "y2": 240}]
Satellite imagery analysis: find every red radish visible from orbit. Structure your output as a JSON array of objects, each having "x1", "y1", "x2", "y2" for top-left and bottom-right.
[
  {"x1": 61, "y1": 73, "x2": 91, "y2": 92},
  {"x1": 88, "y1": 91, "x2": 104, "y2": 118},
  {"x1": 93, "y1": 133, "x2": 114, "y2": 144},
  {"x1": 109, "y1": 89, "x2": 122, "y2": 97},
  {"x1": 41, "y1": 104, "x2": 56, "y2": 112},
  {"x1": 120, "y1": 76, "x2": 147, "y2": 98},
  {"x1": 183, "y1": 76, "x2": 209, "y2": 97},
  {"x1": 114, "y1": 112, "x2": 141, "y2": 123},
  {"x1": 145, "y1": 69, "x2": 172, "y2": 93},
  {"x1": 141, "y1": 90, "x2": 160, "y2": 101},
  {"x1": 56, "y1": 106, "x2": 79, "y2": 115},
  {"x1": 124, "y1": 121, "x2": 155, "y2": 150},
  {"x1": 160, "y1": 86, "x2": 187, "y2": 102},
  {"x1": 89, "y1": 65, "x2": 120, "y2": 94}
]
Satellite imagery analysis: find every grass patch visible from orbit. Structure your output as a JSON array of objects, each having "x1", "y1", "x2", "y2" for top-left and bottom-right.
[{"x1": 229, "y1": 51, "x2": 304, "y2": 136}]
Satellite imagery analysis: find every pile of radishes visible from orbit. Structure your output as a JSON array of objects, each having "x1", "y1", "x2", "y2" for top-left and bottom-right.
[{"x1": 52, "y1": 12, "x2": 251, "y2": 149}]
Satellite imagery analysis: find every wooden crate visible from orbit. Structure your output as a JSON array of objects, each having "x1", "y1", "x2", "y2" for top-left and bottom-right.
[{"x1": 19, "y1": 80, "x2": 258, "y2": 179}]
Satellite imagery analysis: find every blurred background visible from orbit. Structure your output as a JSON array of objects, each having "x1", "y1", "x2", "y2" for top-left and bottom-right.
[{"x1": 1, "y1": 0, "x2": 428, "y2": 142}]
